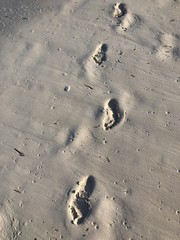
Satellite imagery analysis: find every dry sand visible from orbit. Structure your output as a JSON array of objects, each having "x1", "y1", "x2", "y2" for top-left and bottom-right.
[{"x1": 0, "y1": 0, "x2": 180, "y2": 239}]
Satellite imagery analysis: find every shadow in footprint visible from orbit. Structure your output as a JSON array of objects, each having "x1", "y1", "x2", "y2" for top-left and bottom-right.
[
  {"x1": 119, "y1": 3, "x2": 127, "y2": 16},
  {"x1": 84, "y1": 175, "x2": 95, "y2": 197},
  {"x1": 174, "y1": 47, "x2": 180, "y2": 59},
  {"x1": 65, "y1": 129, "x2": 76, "y2": 146},
  {"x1": 108, "y1": 99, "x2": 122, "y2": 124},
  {"x1": 101, "y1": 43, "x2": 108, "y2": 52},
  {"x1": 94, "y1": 106, "x2": 104, "y2": 120}
]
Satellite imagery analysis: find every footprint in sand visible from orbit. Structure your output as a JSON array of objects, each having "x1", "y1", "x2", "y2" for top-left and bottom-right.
[
  {"x1": 83, "y1": 43, "x2": 108, "y2": 81},
  {"x1": 112, "y1": 3, "x2": 139, "y2": 33},
  {"x1": 103, "y1": 99, "x2": 124, "y2": 130},
  {"x1": 0, "y1": 208, "x2": 20, "y2": 240},
  {"x1": 92, "y1": 43, "x2": 108, "y2": 65},
  {"x1": 156, "y1": 33, "x2": 179, "y2": 62},
  {"x1": 68, "y1": 176, "x2": 95, "y2": 225},
  {"x1": 113, "y1": 3, "x2": 127, "y2": 18}
]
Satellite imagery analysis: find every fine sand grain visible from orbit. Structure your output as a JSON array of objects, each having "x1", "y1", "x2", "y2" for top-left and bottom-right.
[{"x1": 0, "y1": 0, "x2": 180, "y2": 239}]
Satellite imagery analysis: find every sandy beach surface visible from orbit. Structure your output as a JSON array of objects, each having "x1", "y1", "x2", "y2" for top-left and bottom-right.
[{"x1": 0, "y1": 0, "x2": 180, "y2": 239}]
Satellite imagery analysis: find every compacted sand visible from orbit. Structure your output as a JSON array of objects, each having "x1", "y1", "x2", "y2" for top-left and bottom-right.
[{"x1": 0, "y1": 0, "x2": 180, "y2": 239}]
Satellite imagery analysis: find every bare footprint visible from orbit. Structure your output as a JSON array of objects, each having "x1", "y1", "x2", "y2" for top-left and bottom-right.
[
  {"x1": 68, "y1": 176, "x2": 95, "y2": 225},
  {"x1": 103, "y1": 99, "x2": 124, "y2": 130},
  {"x1": 0, "y1": 207, "x2": 20, "y2": 240},
  {"x1": 83, "y1": 43, "x2": 108, "y2": 81},
  {"x1": 112, "y1": 3, "x2": 139, "y2": 33},
  {"x1": 92, "y1": 43, "x2": 108, "y2": 65},
  {"x1": 156, "y1": 33, "x2": 178, "y2": 62},
  {"x1": 113, "y1": 3, "x2": 127, "y2": 18}
]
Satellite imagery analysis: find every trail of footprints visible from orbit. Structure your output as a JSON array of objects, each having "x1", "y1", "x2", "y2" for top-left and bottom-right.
[
  {"x1": 66, "y1": 100, "x2": 124, "y2": 222},
  {"x1": 67, "y1": 4, "x2": 128, "y2": 225},
  {"x1": 66, "y1": 100, "x2": 124, "y2": 225},
  {"x1": 3, "y1": 2, "x2": 175, "y2": 235},
  {"x1": 68, "y1": 176, "x2": 95, "y2": 225}
]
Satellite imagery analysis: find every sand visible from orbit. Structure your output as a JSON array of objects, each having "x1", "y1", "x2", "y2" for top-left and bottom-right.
[{"x1": 0, "y1": 0, "x2": 180, "y2": 239}]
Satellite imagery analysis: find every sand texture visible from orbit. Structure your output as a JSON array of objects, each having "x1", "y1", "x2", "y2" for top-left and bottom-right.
[{"x1": 0, "y1": 0, "x2": 180, "y2": 239}]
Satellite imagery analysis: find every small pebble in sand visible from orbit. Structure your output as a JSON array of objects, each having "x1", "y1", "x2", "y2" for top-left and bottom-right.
[
  {"x1": 64, "y1": 85, "x2": 70, "y2": 92},
  {"x1": 124, "y1": 189, "x2": 129, "y2": 194}
]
